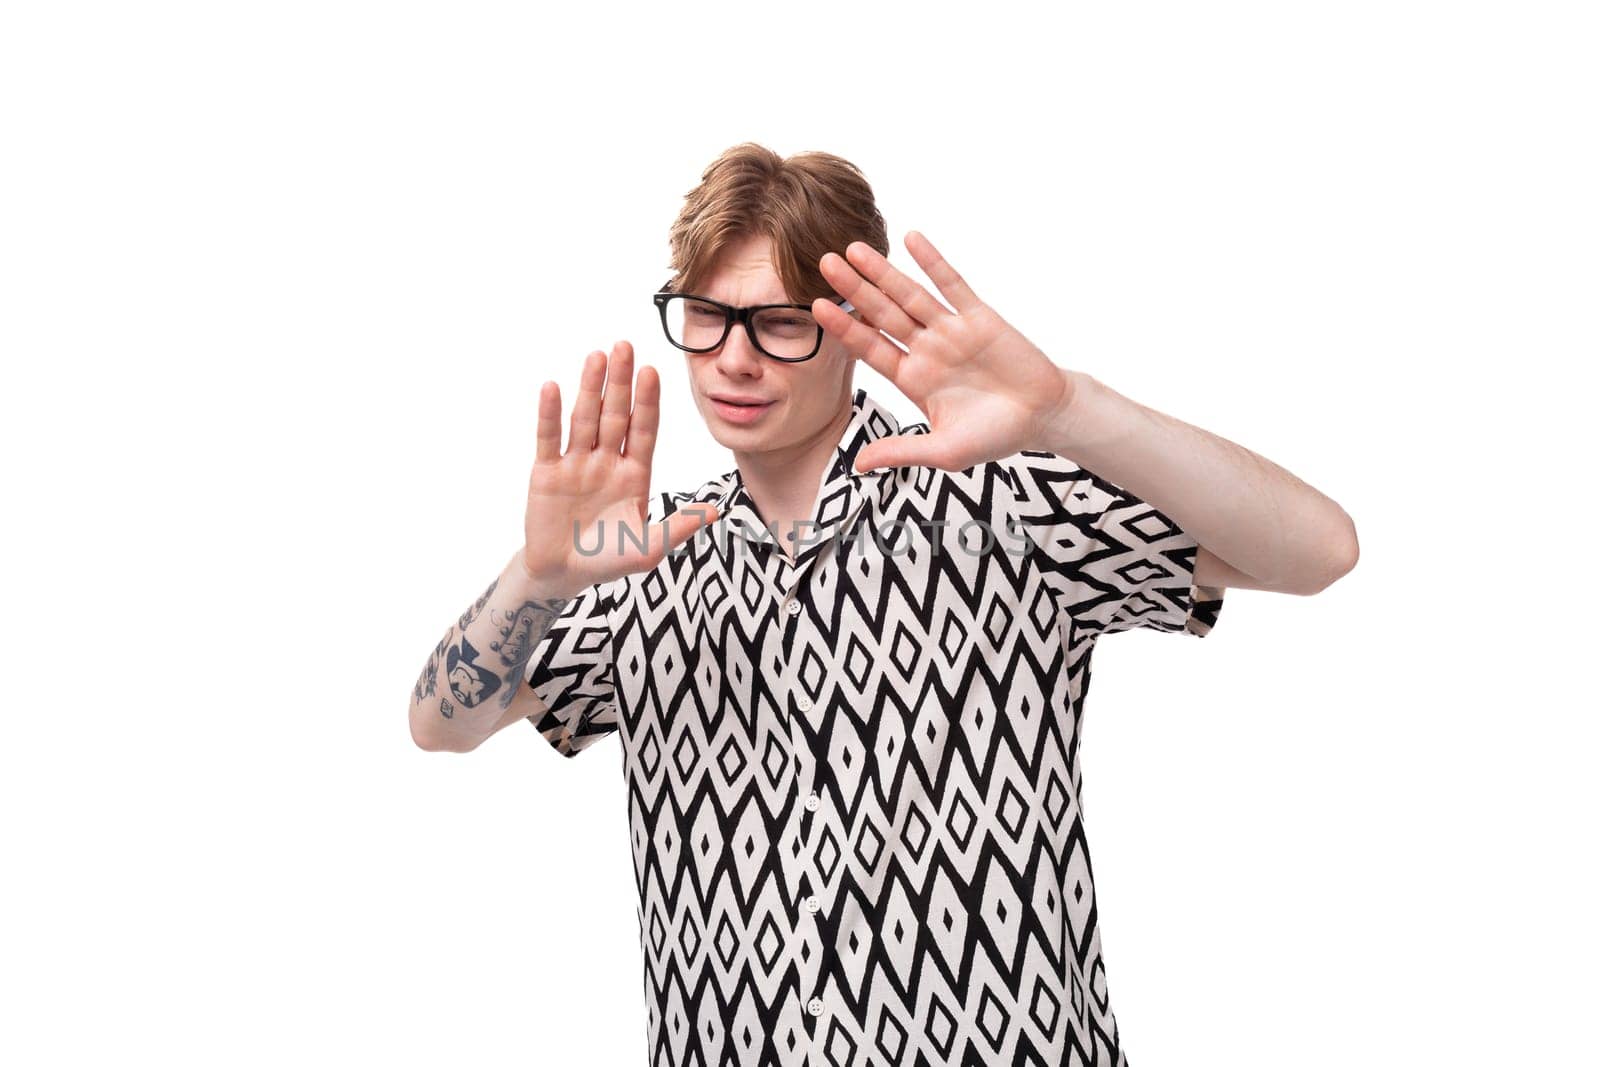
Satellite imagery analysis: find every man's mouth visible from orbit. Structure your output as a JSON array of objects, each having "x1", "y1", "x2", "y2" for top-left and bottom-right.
[{"x1": 709, "y1": 395, "x2": 777, "y2": 422}]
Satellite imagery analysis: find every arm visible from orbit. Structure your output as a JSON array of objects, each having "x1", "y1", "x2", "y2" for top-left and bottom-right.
[
  {"x1": 408, "y1": 548, "x2": 572, "y2": 753},
  {"x1": 406, "y1": 340, "x2": 717, "y2": 755},
  {"x1": 1196, "y1": 544, "x2": 1285, "y2": 594},
  {"x1": 810, "y1": 231, "x2": 1358, "y2": 598},
  {"x1": 1042, "y1": 372, "x2": 1359, "y2": 596}
]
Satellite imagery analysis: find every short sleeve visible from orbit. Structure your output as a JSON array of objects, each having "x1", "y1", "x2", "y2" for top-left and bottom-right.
[
  {"x1": 524, "y1": 578, "x2": 620, "y2": 758},
  {"x1": 995, "y1": 449, "x2": 1225, "y2": 639}
]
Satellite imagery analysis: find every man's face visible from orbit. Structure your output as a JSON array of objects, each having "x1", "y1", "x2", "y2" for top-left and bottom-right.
[{"x1": 682, "y1": 232, "x2": 855, "y2": 456}]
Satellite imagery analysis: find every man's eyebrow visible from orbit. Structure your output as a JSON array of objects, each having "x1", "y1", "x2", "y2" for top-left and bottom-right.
[{"x1": 703, "y1": 292, "x2": 793, "y2": 305}]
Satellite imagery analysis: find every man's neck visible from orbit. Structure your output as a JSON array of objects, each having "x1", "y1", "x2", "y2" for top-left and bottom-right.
[{"x1": 734, "y1": 399, "x2": 855, "y2": 560}]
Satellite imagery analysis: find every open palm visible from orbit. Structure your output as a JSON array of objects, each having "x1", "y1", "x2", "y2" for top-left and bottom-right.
[
  {"x1": 523, "y1": 341, "x2": 716, "y2": 598},
  {"x1": 811, "y1": 231, "x2": 1078, "y2": 474}
]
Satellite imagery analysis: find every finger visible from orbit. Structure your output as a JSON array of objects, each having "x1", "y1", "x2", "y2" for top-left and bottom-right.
[
  {"x1": 849, "y1": 302, "x2": 902, "y2": 343},
  {"x1": 623, "y1": 364, "x2": 660, "y2": 462},
  {"x1": 904, "y1": 230, "x2": 982, "y2": 314},
  {"x1": 620, "y1": 505, "x2": 718, "y2": 570},
  {"x1": 568, "y1": 349, "x2": 607, "y2": 452},
  {"x1": 813, "y1": 298, "x2": 908, "y2": 383},
  {"x1": 819, "y1": 250, "x2": 921, "y2": 344},
  {"x1": 853, "y1": 435, "x2": 953, "y2": 475},
  {"x1": 844, "y1": 240, "x2": 951, "y2": 327},
  {"x1": 657, "y1": 506, "x2": 719, "y2": 558},
  {"x1": 596, "y1": 340, "x2": 633, "y2": 453},
  {"x1": 535, "y1": 380, "x2": 562, "y2": 463}
]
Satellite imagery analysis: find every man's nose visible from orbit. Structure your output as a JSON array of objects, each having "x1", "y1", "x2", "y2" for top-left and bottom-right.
[{"x1": 712, "y1": 320, "x2": 766, "y2": 374}]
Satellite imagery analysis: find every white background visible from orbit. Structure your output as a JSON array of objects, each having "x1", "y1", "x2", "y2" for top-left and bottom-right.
[{"x1": 3, "y1": 1, "x2": 1595, "y2": 1064}]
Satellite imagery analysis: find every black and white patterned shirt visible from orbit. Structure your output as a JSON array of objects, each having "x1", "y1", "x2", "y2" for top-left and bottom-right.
[{"x1": 527, "y1": 386, "x2": 1225, "y2": 1066}]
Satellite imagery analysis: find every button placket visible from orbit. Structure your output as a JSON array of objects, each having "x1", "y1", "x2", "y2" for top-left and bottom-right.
[
  {"x1": 778, "y1": 589, "x2": 835, "y2": 1038},
  {"x1": 769, "y1": 478, "x2": 876, "y2": 1041},
  {"x1": 763, "y1": 564, "x2": 824, "y2": 1041}
]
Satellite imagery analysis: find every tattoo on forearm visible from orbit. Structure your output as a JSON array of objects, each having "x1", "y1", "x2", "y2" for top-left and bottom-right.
[
  {"x1": 492, "y1": 603, "x2": 547, "y2": 668},
  {"x1": 412, "y1": 632, "x2": 449, "y2": 705},
  {"x1": 492, "y1": 596, "x2": 571, "y2": 710},
  {"x1": 459, "y1": 577, "x2": 498, "y2": 630},
  {"x1": 414, "y1": 584, "x2": 576, "y2": 719},
  {"x1": 446, "y1": 634, "x2": 501, "y2": 708}
]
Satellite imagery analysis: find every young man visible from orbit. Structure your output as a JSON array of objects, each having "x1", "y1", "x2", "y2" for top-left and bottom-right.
[{"x1": 408, "y1": 145, "x2": 1358, "y2": 1067}]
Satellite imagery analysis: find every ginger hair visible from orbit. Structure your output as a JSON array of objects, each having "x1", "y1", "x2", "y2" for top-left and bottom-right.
[{"x1": 665, "y1": 143, "x2": 890, "y2": 306}]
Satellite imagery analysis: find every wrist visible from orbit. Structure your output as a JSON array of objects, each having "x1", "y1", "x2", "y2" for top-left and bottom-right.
[
  {"x1": 1040, "y1": 368, "x2": 1099, "y2": 455},
  {"x1": 507, "y1": 547, "x2": 579, "y2": 604}
]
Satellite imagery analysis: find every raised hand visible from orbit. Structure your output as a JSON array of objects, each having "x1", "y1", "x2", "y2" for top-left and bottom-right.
[
  {"x1": 811, "y1": 231, "x2": 1081, "y2": 474},
  {"x1": 521, "y1": 341, "x2": 718, "y2": 598}
]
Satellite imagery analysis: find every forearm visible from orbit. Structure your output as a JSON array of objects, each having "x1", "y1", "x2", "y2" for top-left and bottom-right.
[
  {"x1": 408, "y1": 548, "x2": 572, "y2": 752},
  {"x1": 1042, "y1": 370, "x2": 1358, "y2": 594}
]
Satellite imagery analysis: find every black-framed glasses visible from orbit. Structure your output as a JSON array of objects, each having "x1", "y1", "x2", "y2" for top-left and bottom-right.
[{"x1": 653, "y1": 280, "x2": 855, "y2": 363}]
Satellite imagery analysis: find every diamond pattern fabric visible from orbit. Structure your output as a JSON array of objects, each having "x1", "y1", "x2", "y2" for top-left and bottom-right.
[{"x1": 527, "y1": 387, "x2": 1225, "y2": 1066}]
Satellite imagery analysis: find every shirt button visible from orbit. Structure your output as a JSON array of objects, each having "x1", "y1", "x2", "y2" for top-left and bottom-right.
[
  {"x1": 804, "y1": 895, "x2": 820, "y2": 914},
  {"x1": 807, "y1": 997, "x2": 824, "y2": 1016},
  {"x1": 795, "y1": 695, "x2": 812, "y2": 712},
  {"x1": 804, "y1": 793, "x2": 820, "y2": 812},
  {"x1": 785, "y1": 599, "x2": 802, "y2": 616}
]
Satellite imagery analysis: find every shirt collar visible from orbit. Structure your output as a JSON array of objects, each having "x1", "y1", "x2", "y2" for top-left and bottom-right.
[{"x1": 710, "y1": 386, "x2": 905, "y2": 561}]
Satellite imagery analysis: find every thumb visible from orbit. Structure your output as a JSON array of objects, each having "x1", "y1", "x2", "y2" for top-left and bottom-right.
[
  {"x1": 658, "y1": 505, "x2": 720, "y2": 557},
  {"x1": 852, "y1": 438, "x2": 937, "y2": 475}
]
